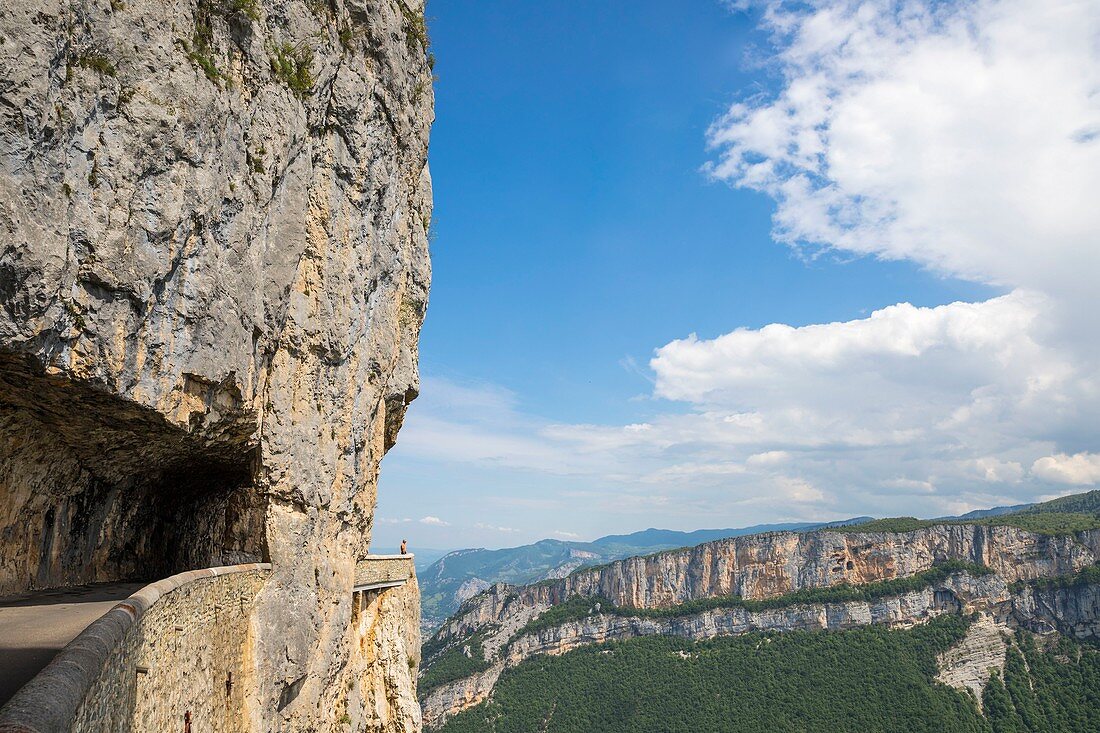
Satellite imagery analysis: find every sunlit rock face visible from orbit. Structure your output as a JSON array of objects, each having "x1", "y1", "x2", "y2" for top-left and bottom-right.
[
  {"x1": 0, "y1": 0, "x2": 431, "y2": 728},
  {"x1": 422, "y1": 531, "x2": 1100, "y2": 728},
  {"x1": 436, "y1": 525, "x2": 1100, "y2": 641}
]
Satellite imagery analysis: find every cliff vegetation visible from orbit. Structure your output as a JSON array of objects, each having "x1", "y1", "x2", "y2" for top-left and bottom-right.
[
  {"x1": 434, "y1": 616, "x2": 1100, "y2": 733},
  {"x1": 437, "y1": 616, "x2": 989, "y2": 733},
  {"x1": 826, "y1": 491, "x2": 1100, "y2": 536}
]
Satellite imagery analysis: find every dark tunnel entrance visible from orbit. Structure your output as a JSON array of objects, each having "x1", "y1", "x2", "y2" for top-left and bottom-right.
[{"x1": 0, "y1": 352, "x2": 265, "y2": 596}]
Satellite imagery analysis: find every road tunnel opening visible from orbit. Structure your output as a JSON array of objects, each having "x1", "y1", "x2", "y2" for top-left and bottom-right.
[{"x1": 0, "y1": 351, "x2": 265, "y2": 596}]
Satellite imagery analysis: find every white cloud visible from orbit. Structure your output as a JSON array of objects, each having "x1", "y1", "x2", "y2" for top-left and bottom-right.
[
  {"x1": 474, "y1": 522, "x2": 521, "y2": 534},
  {"x1": 1031, "y1": 453, "x2": 1100, "y2": 486},
  {"x1": 882, "y1": 478, "x2": 935, "y2": 494},
  {"x1": 419, "y1": 516, "x2": 450, "y2": 526},
  {"x1": 382, "y1": 0, "x2": 1100, "y2": 535},
  {"x1": 775, "y1": 476, "x2": 825, "y2": 503},
  {"x1": 960, "y1": 457, "x2": 1025, "y2": 484},
  {"x1": 553, "y1": 530, "x2": 581, "y2": 539},
  {"x1": 747, "y1": 451, "x2": 791, "y2": 467},
  {"x1": 708, "y1": 0, "x2": 1100, "y2": 309},
  {"x1": 652, "y1": 291, "x2": 1054, "y2": 408}
]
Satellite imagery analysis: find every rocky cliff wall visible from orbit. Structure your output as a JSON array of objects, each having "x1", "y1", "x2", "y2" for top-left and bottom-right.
[
  {"x1": 1015, "y1": 580, "x2": 1100, "y2": 640},
  {"x1": 344, "y1": 573, "x2": 423, "y2": 732},
  {"x1": 438, "y1": 525, "x2": 1100, "y2": 641},
  {"x1": 0, "y1": 0, "x2": 431, "y2": 729},
  {"x1": 421, "y1": 573, "x2": 1100, "y2": 728}
]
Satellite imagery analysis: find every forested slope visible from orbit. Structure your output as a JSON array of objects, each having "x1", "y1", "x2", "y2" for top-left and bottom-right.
[{"x1": 436, "y1": 617, "x2": 1100, "y2": 733}]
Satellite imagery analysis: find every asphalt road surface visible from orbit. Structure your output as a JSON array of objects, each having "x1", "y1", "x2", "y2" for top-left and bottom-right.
[{"x1": 0, "y1": 582, "x2": 145, "y2": 707}]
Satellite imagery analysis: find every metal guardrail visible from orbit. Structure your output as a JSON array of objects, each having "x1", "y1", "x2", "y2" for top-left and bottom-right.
[{"x1": 353, "y1": 554, "x2": 414, "y2": 592}]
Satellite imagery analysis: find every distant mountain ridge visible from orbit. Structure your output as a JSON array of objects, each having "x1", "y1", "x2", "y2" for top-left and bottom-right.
[
  {"x1": 417, "y1": 518, "x2": 871, "y2": 630},
  {"x1": 418, "y1": 493, "x2": 1100, "y2": 630},
  {"x1": 419, "y1": 489, "x2": 1100, "y2": 730}
]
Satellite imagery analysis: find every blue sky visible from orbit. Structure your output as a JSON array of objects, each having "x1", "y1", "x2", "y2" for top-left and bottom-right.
[{"x1": 373, "y1": 0, "x2": 1100, "y2": 550}]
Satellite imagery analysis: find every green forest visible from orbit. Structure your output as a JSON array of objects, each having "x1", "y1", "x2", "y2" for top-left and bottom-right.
[
  {"x1": 827, "y1": 490, "x2": 1100, "y2": 536},
  {"x1": 982, "y1": 630, "x2": 1100, "y2": 732},
  {"x1": 432, "y1": 617, "x2": 1100, "y2": 733},
  {"x1": 825, "y1": 512, "x2": 1100, "y2": 535},
  {"x1": 422, "y1": 561, "x2": 991, "y2": 697},
  {"x1": 420, "y1": 629, "x2": 493, "y2": 697}
]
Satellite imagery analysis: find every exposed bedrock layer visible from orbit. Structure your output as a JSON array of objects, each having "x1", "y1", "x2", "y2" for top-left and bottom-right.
[
  {"x1": 437, "y1": 525, "x2": 1100, "y2": 641},
  {"x1": 0, "y1": 0, "x2": 431, "y2": 729},
  {"x1": 422, "y1": 572, "x2": 1100, "y2": 728},
  {"x1": 423, "y1": 525, "x2": 1100, "y2": 728}
]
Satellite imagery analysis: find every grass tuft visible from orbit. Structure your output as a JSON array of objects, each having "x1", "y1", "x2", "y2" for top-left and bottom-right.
[{"x1": 271, "y1": 43, "x2": 315, "y2": 97}]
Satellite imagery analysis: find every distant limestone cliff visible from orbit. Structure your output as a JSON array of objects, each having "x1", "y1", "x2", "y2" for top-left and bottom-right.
[
  {"x1": 0, "y1": 0, "x2": 432, "y2": 730},
  {"x1": 420, "y1": 496, "x2": 1100, "y2": 729},
  {"x1": 416, "y1": 522, "x2": 873, "y2": 632}
]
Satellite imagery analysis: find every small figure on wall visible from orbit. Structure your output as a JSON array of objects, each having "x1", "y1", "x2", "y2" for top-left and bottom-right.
[{"x1": 400, "y1": 539, "x2": 408, "y2": 555}]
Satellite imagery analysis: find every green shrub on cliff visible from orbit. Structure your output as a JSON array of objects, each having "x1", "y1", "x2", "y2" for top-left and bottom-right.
[
  {"x1": 419, "y1": 630, "x2": 492, "y2": 699},
  {"x1": 513, "y1": 595, "x2": 614, "y2": 638},
  {"x1": 271, "y1": 43, "x2": 314, "y2": 97}
]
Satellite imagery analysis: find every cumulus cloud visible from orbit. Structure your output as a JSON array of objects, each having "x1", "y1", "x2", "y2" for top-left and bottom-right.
[
  {"x1": 1031, "y1": 453, "x2": 1100, "y2": 486},
  {"x1": 474, "y1": 522, "x2": 521, "y2": 533},
  {"x1": 631, "y1": 0, "x2": 1100, "y2": 515},
  {"x1": 419, "y1": 516, "x2": 450, "y2": 526},
  {"x1": 385, "y1": 0, "x2": 1100, "y2": 531},
  {"x1": 553, "y1": 530, "x2": 581, "y2": 539},
  {"x1": 708, "y1": 0, "x2": 1100, "y2": 306}
]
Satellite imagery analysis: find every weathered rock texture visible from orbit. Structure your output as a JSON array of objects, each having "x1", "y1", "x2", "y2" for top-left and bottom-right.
[
  {"x1": 936, "y1": 612, "x2": 1008, "y2": 708},
  {"x1": 0, "y1": 0, "x2": 432, "y2": 729},
  {"x1": 422, "y1": 527, "x2": 1100, "y2": 728},
  {"x1": 437, "y1": 526, "x2": 1100, "y2": 641},
  {"x1": 347, "y1": 574, "x2": 423, "y2": 733}
]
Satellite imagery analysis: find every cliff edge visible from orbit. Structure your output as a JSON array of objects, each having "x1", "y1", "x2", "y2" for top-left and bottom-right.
[{"x1": 0, "y1": 0, "x2": 432, "y2": 730}]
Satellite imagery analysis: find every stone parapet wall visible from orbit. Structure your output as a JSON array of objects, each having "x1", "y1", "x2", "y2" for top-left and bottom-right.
[
  {"x1": 356, "y1": 556, "x2": 415, "y2": 588},
  {"x1": 0, "y1": 564, "x2": 270, "y2": 733}
]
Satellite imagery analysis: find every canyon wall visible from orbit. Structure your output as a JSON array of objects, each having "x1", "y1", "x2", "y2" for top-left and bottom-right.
[
  {"x1": 0, "y1": 0, "x2": 431, "y2": 729},
  {"x1": 438, "y1": 525, "x2": 1100, "y2": 640},
  {"x1": 423, "y1": 569, "x2": 1100, "y2": 728},
  {"x1": 422, "y1": 526, "x2": 1100, "y2": 727}
]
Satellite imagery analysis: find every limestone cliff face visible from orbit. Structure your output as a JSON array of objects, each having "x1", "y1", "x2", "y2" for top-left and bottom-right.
[
  {"x1": 1014, "y1": 580, "x2": 1100, "y2": 640},
  {"x1": 936, "y1": 613, "x2": 1008, "y2": 708},
  {"x1": 422, "y1": 527, "x2": 1100, "y2": 728},
  {"x1": 0, "y1": 0, "x2": 431, "y2": 730},
  {"x1": 438, "y1": 525, "x2": 1100, "y2": 641},
  {"x1": 423, "y1": 574, "x2": 1100, "y2": 728},
  {"x1": 345, "y1": 574, "x2": 424, "y2": 733},
  {"x1": 422, "y1": 573, "x2": 1007, "y2": 727}
]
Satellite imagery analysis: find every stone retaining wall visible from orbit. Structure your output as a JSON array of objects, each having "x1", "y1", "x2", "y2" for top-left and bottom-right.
[
  {"x1": 356, "y1": 555, "x2": 415, "y2": 588},
  {"x1": 0, "y1": 564, "x2": 270, "y2": 733}
]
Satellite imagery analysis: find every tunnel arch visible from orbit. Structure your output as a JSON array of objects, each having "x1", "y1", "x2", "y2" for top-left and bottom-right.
[{"x1": 0, "y1": 351, "x2": 266, "y2": 596}]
